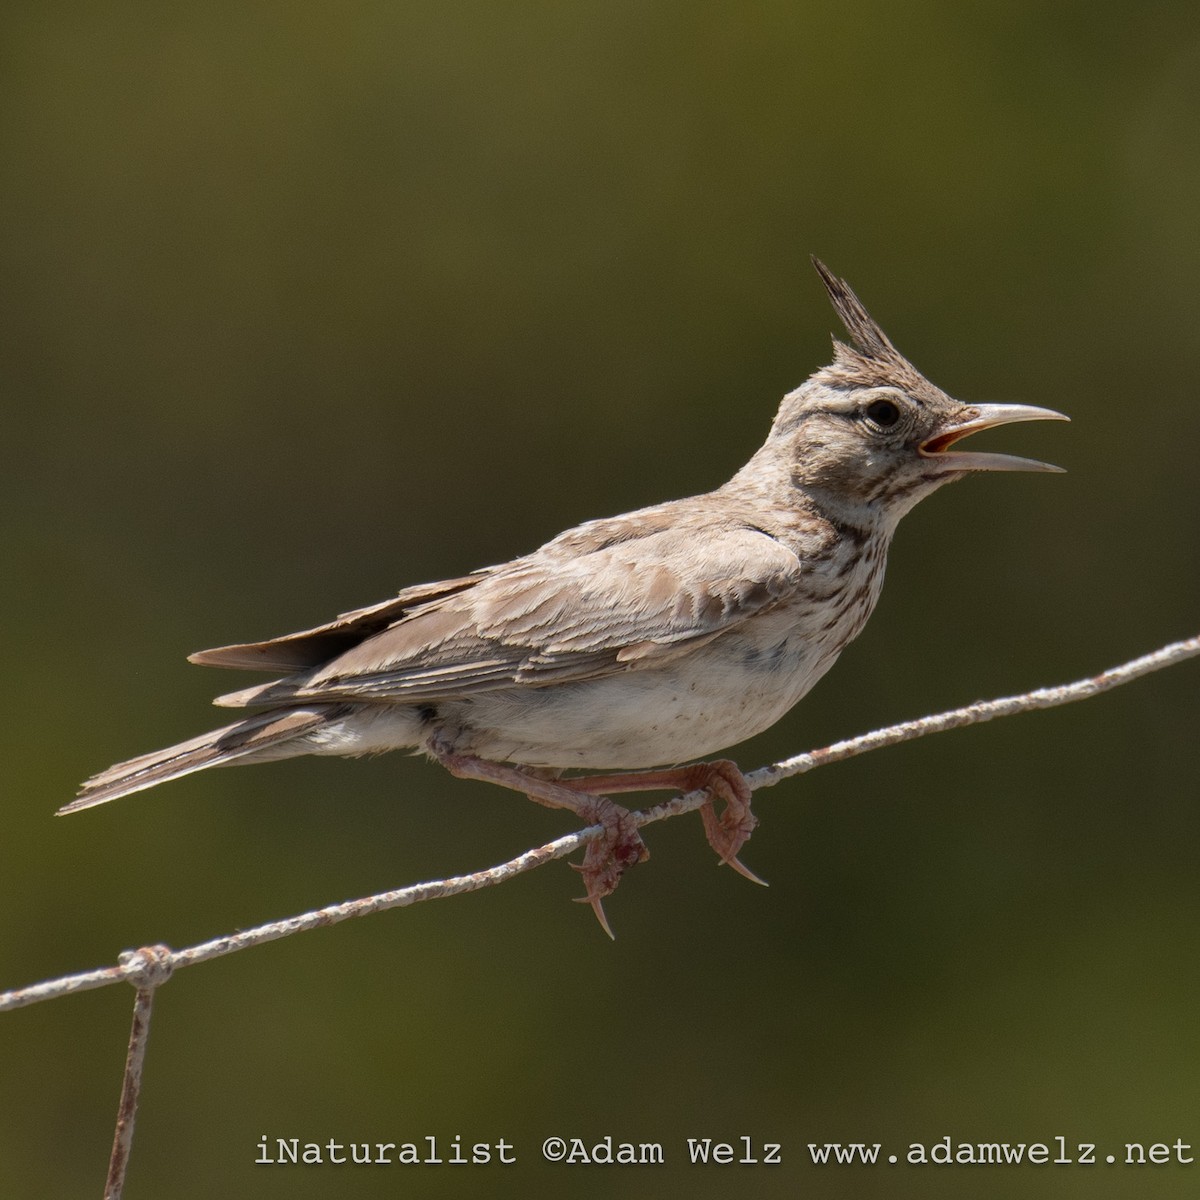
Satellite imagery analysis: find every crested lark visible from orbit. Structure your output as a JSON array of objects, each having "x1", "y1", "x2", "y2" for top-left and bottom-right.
[{"x1": 65, "y1": 259, "x2": 1067, "y2": 933}]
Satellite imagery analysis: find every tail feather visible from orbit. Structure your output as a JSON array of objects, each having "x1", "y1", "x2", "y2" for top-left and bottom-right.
[{"x1": 61, "y1": 707, "x2": 340, "y2": 814}]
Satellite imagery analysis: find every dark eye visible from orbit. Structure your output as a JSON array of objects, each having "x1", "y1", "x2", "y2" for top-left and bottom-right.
[{"x1": 864, "y1": 397, "x2": 902, "y2": 431}]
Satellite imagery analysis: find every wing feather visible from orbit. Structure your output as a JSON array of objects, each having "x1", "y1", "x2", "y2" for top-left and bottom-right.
[
  {"x1": 219, "y1": 525, "x2": 802, "y2": 707},
  {"x1": 188, "y1": 573, "x2": 488, "y2": 670}
]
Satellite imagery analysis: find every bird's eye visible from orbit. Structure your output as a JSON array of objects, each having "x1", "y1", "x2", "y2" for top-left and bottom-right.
[{"x1": 864, "y1": 397, "x2": 902, "y2": 431}]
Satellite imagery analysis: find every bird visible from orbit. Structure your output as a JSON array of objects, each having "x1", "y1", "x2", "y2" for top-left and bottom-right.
[{"x1": 64, "y1": 259, "x2": 1067, "y2": 934}]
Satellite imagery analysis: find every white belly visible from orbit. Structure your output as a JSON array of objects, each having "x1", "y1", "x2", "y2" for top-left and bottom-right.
[{"x1": 449, "y1": 614, "x2": 844, "y2": 769}]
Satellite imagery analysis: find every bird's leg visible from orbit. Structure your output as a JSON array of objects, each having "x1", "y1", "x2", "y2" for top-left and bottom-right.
[
  {"x1": 563, "y1": 760, "x2": 765, "y2": 887},
  {"x1": 429, "y1": 748, "x2": 648, "y2": 937}
]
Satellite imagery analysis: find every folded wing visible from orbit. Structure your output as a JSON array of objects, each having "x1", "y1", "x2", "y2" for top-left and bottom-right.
[{"x1": 209, "y1": 523, "x2": 803, "y2": 708}]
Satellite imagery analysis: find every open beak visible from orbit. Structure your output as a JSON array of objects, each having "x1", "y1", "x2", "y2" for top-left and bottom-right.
[{"x1": 920, "y1": 403, "x2": 1069, "y2": 473}]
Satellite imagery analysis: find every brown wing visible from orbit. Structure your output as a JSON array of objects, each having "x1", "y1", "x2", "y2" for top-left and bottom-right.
[
  {"x1": 214, "y1": 525, "x2": 803, "y2": 707},
  {"x1": 188, "y1": 573, "x2": 489, "y2": 671}
]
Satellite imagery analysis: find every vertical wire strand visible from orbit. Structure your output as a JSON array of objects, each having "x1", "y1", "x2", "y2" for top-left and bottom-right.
[{"x1": 103, "y1": 946, "x2": 174, "y2": 1200}]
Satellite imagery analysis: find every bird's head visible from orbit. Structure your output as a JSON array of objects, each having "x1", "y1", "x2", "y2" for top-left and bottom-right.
[{"x1": 751, "y1": 259, "x2": 1068, "y2": 527}]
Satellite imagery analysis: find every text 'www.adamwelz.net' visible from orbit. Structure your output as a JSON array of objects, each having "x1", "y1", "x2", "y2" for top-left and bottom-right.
[{"x1": 808, "y1": 1137, "x2": 1194, "y2": 1167}]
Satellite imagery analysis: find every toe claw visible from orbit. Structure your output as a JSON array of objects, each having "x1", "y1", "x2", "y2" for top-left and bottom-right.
[
  {"x1": 721, "y1": 854, "x2": 770, "y2": 888},
  {"x1": 572, "y1": 892, "x2": 616, "y2": 939}
]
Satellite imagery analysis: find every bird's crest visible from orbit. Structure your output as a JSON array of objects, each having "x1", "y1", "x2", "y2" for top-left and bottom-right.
[{"x1": 810, "y1": 257, "x2": 945, "y2": 400}]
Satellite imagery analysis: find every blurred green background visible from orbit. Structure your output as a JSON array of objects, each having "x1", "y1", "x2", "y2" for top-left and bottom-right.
[{"x1": 2, "y1": 1, "x2": 1198, "y2": 1196}]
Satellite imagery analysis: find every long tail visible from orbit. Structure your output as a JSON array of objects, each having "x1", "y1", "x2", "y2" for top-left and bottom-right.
[{"x1": 60, "y1": 706, "x2": 344, "y2": 814}]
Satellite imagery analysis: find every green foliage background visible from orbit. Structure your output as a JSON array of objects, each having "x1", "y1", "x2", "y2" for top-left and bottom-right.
[{"x1": 2, "y1": 2, "x2": 1198, "y2": 1196}]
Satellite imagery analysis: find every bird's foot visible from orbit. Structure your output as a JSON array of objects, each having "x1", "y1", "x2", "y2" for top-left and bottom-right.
[
  {"x1": 428, "y1": 746, "x2": 648, "y2": 935},
  {"x1": 569, "y1": 796, "x2": 649, "y2": 938},
  {"x1": 690, "y1": 760, "x2": 765, "y2": 886},
  {"x1": 565, "y1": 759, "x2": 765, "y2": 887}
]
